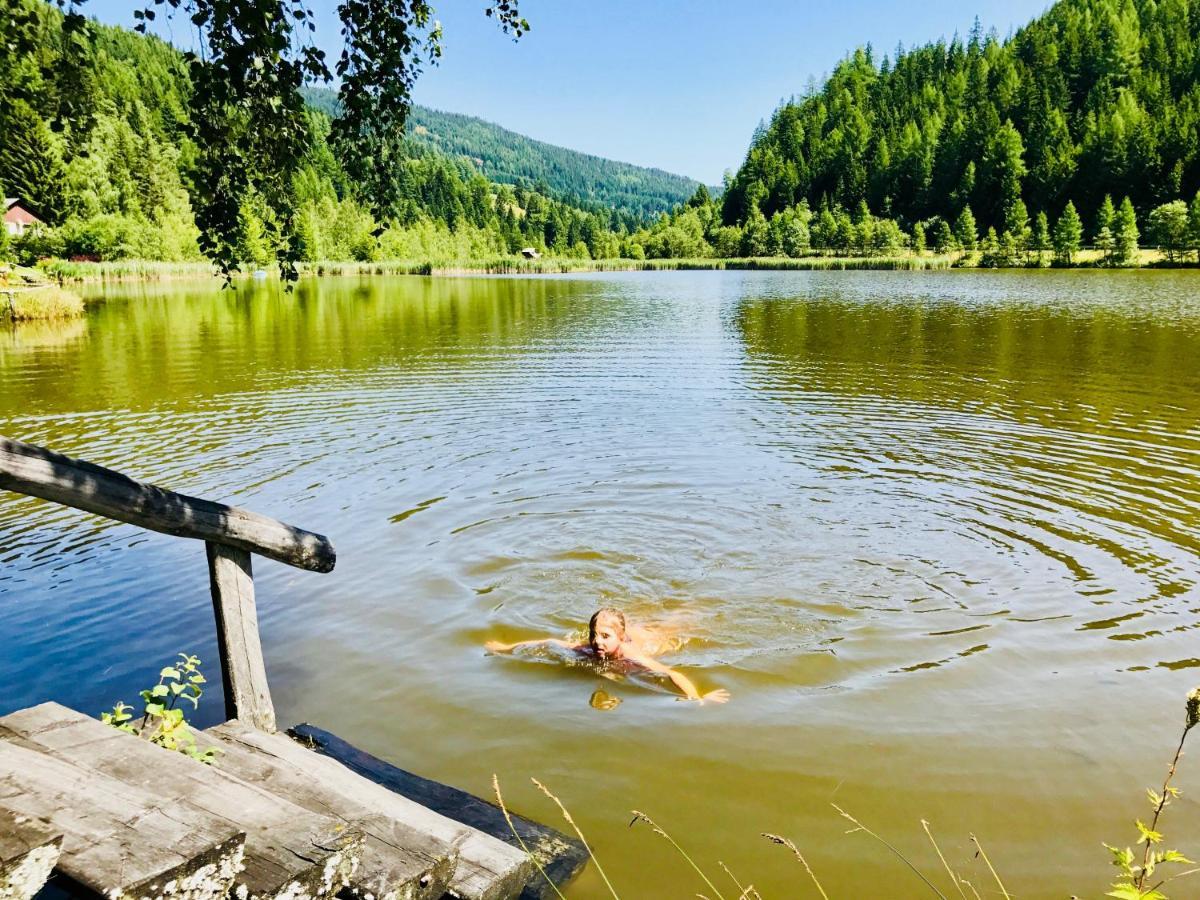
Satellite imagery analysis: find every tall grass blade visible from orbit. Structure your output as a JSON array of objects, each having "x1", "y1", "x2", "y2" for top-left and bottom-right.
[
  {"x1": 491, "y1": 774, "x2": 567, "y2": 900},
  {"x1": 532, "y1": 778, "x2": 621, "y2": 900},
  {"x1": 833, "y1": 805, "x2": 948, "y2": 899},
  {"x1": 718, "y1": 860, "x2": 754, "y2": 900},
  {"x1": 762, "y1": 832, "x2": 829, "y2": 900},
  {"x1": 630, "y1": 811, "x2": 725, "y2": 900},
  {"x1": 968, "y1": 834, "x2": 1010, "y2": 900},
  {"x1": 921, "y1": 819, "x2": 967, "y2": 899}
]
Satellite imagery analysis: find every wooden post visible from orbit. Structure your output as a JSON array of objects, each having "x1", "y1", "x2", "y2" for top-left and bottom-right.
[{"x1": 207, "y1": 542, "x2": 276, "y2": 733}]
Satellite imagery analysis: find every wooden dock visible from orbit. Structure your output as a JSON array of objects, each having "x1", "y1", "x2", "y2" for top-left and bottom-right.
[{"x1": 0, "y1": 437, "x2": 588, "y2": 900}]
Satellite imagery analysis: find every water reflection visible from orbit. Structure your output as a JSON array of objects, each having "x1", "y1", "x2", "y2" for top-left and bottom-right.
[{"x1": 734, "y1": 277, "x2": 1200, "y2": 680}]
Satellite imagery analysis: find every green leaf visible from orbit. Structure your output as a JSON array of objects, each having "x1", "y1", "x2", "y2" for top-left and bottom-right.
[
  {"x1": 145, "y1": 702, "x2": 165, "y2": 717},
  {"x1": 160, "y1": 667, "x2": 181, "y2": 680},
  {"x1": 151, "y1": 684, "x2": 170, "y2": 697},
  {"x1": 170, "y1": 682, "x2": 186, "y2": 696},
  {"x1": 1137, "y1": 820, "x2": 1164, "y2": 845},
  {"x1": 1147, "y1": 788, "x2": 1162, "y2": 807},
  {"x1": 1106, "y1": 885, "x2": 1145, "y2": 900},
  {"x1": 1160, "y1": 850, "x2": 1195, "y2": 864},
  {"x1": 1106, "y1": 844, "x2": 1136, "y2": 870}
]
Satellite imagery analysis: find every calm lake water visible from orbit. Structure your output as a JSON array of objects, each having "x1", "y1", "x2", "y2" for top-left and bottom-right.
[{"x1": 2, "y1": 270, "x2": 1199, "y2": 897}]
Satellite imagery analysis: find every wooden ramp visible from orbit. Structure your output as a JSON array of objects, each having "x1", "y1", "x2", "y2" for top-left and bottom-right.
[
  {"x1": 0, "y1": 704, "x2": 583, "y2": 900},
  {"x1": 0, "y1": 438, "x2": 588, "y2": 900},
  {"x1": 290, "y1": 725, "x2": 590, "y2": 900}
]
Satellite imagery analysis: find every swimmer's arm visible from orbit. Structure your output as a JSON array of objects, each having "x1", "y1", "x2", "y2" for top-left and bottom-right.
[
  {"x1": 627, "y1": 652, "x2": 729, "y2": 704},
  {"x1": 484, "y1": 638, "x2": 579, "y2": 654}
]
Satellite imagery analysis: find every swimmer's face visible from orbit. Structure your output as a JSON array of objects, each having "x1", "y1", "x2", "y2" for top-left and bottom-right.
[{"x1": 590, "y1": 619, "x2": 625, "y2": 659}]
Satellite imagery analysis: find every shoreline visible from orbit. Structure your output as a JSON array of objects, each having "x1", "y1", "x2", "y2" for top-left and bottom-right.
[{"x1": 28, "y1": 250, "x2": 1200, "y2": 285}]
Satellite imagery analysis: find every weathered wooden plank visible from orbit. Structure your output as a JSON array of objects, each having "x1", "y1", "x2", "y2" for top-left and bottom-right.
[
  {"x1": 0, "y1": 704, "x2": 362, "y2": 900},
  {"x1": 0, "y1": 435, "x2": 335, "y2": 572},
  {"x1": 0, "y1": 740, "x2": 244, "y2": 900},
  {"x1": 199, "y1": 723, "x2": 457, "y2": 900},
  {"x1": 212, "y1": 724, "x2": 532, "y2": 900},
  {"x1": 290, "y1": 724, "x2": 588, "y2": 900},
  {"x1": 0, "y1": 808, "x2": 62, "y2": 900},
  {"x1": 207, "y1": 542, "x2": 276, "y2": 732}
]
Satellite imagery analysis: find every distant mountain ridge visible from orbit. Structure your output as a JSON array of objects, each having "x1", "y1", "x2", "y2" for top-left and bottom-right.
[{"x1": 304, "y1": 88, "x2": 706, "y2": 221}]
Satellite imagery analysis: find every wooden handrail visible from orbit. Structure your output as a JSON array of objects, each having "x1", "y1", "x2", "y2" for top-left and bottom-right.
[
  {"x1": 1, "y1": 435, "x2": 339, "y2": 732},
  {"x1": 0, "y1": 436, "x2": 335, "y2": 573}
]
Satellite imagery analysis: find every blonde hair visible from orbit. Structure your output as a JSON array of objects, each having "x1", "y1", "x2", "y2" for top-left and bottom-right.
[{"x1": 588, "y1": 607, "x2": 626, "y2": 642}]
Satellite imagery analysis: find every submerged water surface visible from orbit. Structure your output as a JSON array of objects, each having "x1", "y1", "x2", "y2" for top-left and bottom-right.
[{"x1": 2, "y1": 270, "x2": 1199, "y2": 897}]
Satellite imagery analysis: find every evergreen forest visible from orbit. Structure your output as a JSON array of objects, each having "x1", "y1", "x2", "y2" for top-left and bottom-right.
[
  {"x1": 305, "y1": 88, "x2": 705, "y2": 222},
  {"x1": 719, "y1": 0, "x2": 1200, "y2": 259}
]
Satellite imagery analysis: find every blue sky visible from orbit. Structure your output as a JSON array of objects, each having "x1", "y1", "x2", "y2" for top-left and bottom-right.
[{"x1": 86, "y1": 0, "x2": 1051, "y2": 184}]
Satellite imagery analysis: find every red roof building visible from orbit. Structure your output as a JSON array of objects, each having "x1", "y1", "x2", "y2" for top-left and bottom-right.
[{"x1": 4, "y1": 199, "x2": 43, "y2": 237}]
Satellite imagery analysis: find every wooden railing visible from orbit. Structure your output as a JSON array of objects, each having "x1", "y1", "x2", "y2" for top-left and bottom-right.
[{"x1": 0, "y1": 436, "x2": 336, "y2": 732}]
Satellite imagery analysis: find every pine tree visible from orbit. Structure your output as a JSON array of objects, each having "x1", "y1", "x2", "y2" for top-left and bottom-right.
[
  {"x1": 954, "y1": 205, "x2": 977, "y2": 250},
  {"x1": 933, "y1": 219, "x2": 956, "y2": 253},
  {"x1": 1052, "y1": 201, "x2": 1082, "y2": 265},
  {"x1": 1112, "y1": 196, "x2": 1139, "y2": 266},
  {"x1": 1004, "y1": 197, "x2": 1030, "y2": 254},
  {"x1": 1094, "y1": 194, "x2": 1116, "y2": 262},
  {"x1": 0, "y1": 100, "x2": 66, "y2": 223},
  {"x1": 980, "y1": 225, "x2": 1000, "y2": 266},
  {"x1": 911, "y1": 221, "x2": 926, "y2": 254},
  {"x1": 1032, "y1": 211, "x2": 1050, "y2": 252}
]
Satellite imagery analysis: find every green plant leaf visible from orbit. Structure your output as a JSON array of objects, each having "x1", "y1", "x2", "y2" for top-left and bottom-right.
[
  {"x1": 170, "y1": 682, "x2": 186, "y2": 695},
  {"x1": 1136, "y1": 820, "x2": 1164, "y2": 845},
  {"x1": 1106, "y1": 885, "x2": 1146, "y2": 900},
  {"x1": 151, "y1": 684, "x2": 170, "y2": 697},
  {"x1": 1106, "y1": 844, "x2": 1136, "y2": 870},
  {"x1": 1160, "y1": 850, "x2": 1195, "y2": 864},
  {"x1": 145, "y1": 702, "x2": 165, "y2": 716},
  {"x1": 160, "y1": 667, "x2": 181, "y2": 680}
]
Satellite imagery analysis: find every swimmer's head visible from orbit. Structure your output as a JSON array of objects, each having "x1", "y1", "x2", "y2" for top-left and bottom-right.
[{"x1": 588, "y1": 607, "x2": 627, "y2": 659}]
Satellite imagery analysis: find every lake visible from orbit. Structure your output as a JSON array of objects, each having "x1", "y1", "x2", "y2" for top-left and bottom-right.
[{"x1": 2, "y1": 269, "x2": 1199, "y2": 898}]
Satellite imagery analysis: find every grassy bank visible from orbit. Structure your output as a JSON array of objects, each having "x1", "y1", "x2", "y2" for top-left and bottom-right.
[
  {"x1": 2, "y1": 286, "x2": 85, "y2": 320},
  {"x1": 30, "y1": 248, "x2": 1197, "y2": 284},
  {"x1": 1, "y1": 267, "x2": 86, "y2": 320},
  {"x1": 39, "y1": 253, "x2": 962, "y2": 283}
]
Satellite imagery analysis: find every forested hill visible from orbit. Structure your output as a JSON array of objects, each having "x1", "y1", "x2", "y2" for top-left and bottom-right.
[
  {"x1": 722, "y1": 0, "x2": 1200, "y2": 233},
  {"x1": 0, "y1": 1, "x2": 654, "y2": 264},
  {"x1": 304, "y1": 87, "x2": 705, "y2": 221}
]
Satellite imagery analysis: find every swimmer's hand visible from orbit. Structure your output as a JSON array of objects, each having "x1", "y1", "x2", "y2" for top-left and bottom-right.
[
  {"x1": 700, "y1": 688, "x2": 730, "y2": 704},
  {"x1": 484, "y1": 640, "x2": 514, "y2": 654}
]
